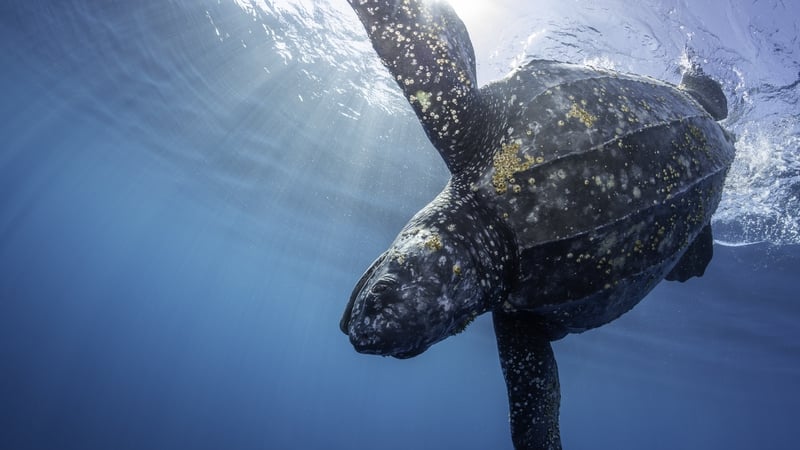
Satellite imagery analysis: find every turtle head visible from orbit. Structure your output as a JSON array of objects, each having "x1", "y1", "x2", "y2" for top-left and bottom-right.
[{"x1": 340, "y1": 208, "x2": 514, "y2": 359}]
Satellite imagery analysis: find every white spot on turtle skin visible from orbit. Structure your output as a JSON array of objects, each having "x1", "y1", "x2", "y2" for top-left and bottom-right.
[{"x1": 633, "y1": 186, "x2": 642, "y2": 199}]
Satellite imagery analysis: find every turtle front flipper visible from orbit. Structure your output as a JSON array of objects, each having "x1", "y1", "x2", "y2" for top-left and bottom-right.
[
  {"x1": 347, "y1": 0, "x2": 483, "y2": 173},
  {"x1": 679, "y1": 68, "x2": 728, "y2": 120},
  {"x1": 493, "y1": 311, "x2": 562, "y2": 450}
]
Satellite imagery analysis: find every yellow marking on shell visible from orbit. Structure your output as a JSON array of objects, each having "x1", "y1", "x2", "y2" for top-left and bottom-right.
[
  {"x1": 453, "y1": 264, "x2": 462, "y2": 276},
  {"x1": 492, "y1": 141, "x2": 534, "y2": 195},
  {"x1": 566, "y1": 103, "x2": 597, "y2": 128},
  {"x1": 414, "y1": 90, "x2": 432, "y2": 112},
  {"x1": 424, "y1": 234, "x2": 443, "y2": 251}
]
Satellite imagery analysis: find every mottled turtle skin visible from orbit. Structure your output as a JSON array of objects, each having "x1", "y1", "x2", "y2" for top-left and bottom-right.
[{"x1": 339, "y1": 1, "x2": 735, "y2": 449}]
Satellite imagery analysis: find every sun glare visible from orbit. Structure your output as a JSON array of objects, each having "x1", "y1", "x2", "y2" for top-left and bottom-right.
[
  {"x1": 442, "y1": 0, "x2": 506, "y2": 82},
  {"x1": 445, "y1": 0, "x2": 489, "y2": 23}
]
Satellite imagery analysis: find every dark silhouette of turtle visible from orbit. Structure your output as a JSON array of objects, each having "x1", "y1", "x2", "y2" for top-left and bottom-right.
[{"x1": 338, "y1": 1, "x2": 736, "y2": 448}]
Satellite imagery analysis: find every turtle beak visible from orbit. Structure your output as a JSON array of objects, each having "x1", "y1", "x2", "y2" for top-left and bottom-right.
[
  {"x1": 339, "y1": 285, "x2": 357, "y2": 334},
  {"x1": 340, "y1": 252, "x2": 387, "y2": 334},
  {"x1": 339, "y1": 306, "x2": 353, "y2": 335}
]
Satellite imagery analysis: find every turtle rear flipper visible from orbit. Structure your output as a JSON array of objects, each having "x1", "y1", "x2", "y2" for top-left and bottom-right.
[
  {"x1": 666, "y1": 224, "x2": 714, "y2": 282},
  {"x1": 679, "y1": 69, "x2": 728, "y2": 120}
]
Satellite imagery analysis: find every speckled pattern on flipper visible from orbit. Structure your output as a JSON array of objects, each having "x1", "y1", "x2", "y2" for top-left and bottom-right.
[{"x1": 340, "y1": 1, "x2": 736, "y2": 449}]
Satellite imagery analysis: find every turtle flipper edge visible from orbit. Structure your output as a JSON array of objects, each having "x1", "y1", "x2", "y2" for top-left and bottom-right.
[
  {"x1": 666, "y1": 224, "x2": 714, "y2": 282},
  {"x1": 493, "y1": 311, "x2": 562, "y2": 450},
  {"x1": 347, "y1": 0, "x2": 483, "y2": 173}
]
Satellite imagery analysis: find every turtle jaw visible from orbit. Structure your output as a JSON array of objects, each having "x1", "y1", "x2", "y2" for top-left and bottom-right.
[
  {"x1": 349, "y1": 333, "x2": 427, "y2": 359},
  {"x1": 347, "y1": 329, "x2": 429, "y2": 359},
  {"x1": 344, "y1": 307, "x2": 434, "y2": 359}
]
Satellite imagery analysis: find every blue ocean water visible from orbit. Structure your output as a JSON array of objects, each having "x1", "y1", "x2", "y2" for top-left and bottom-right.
[{"x1": 0, "y1": 1, "x2": 798, "y2": 449}]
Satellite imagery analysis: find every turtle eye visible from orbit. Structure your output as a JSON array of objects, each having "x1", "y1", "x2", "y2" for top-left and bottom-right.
[{"x1": 370, "y1": 277, "x2": 396, "y2": 295}]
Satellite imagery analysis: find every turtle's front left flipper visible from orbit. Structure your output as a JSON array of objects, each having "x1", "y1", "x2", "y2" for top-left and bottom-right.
[
  {"x1": 347, "y1": 0, "x2": 483, "y2": 173},
  {"x1": 493, "y1": 311, "x2": 562, "y2": 450}
]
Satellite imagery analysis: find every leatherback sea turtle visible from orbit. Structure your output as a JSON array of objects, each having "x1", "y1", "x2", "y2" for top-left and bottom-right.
[{"x1": 339, "y1": 1, "x2": 736, "y2": 448}]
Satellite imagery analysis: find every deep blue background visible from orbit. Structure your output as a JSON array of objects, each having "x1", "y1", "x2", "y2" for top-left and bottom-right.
[{"x1": 1, "y1": 1, "x2": 798, "y2": 449}]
